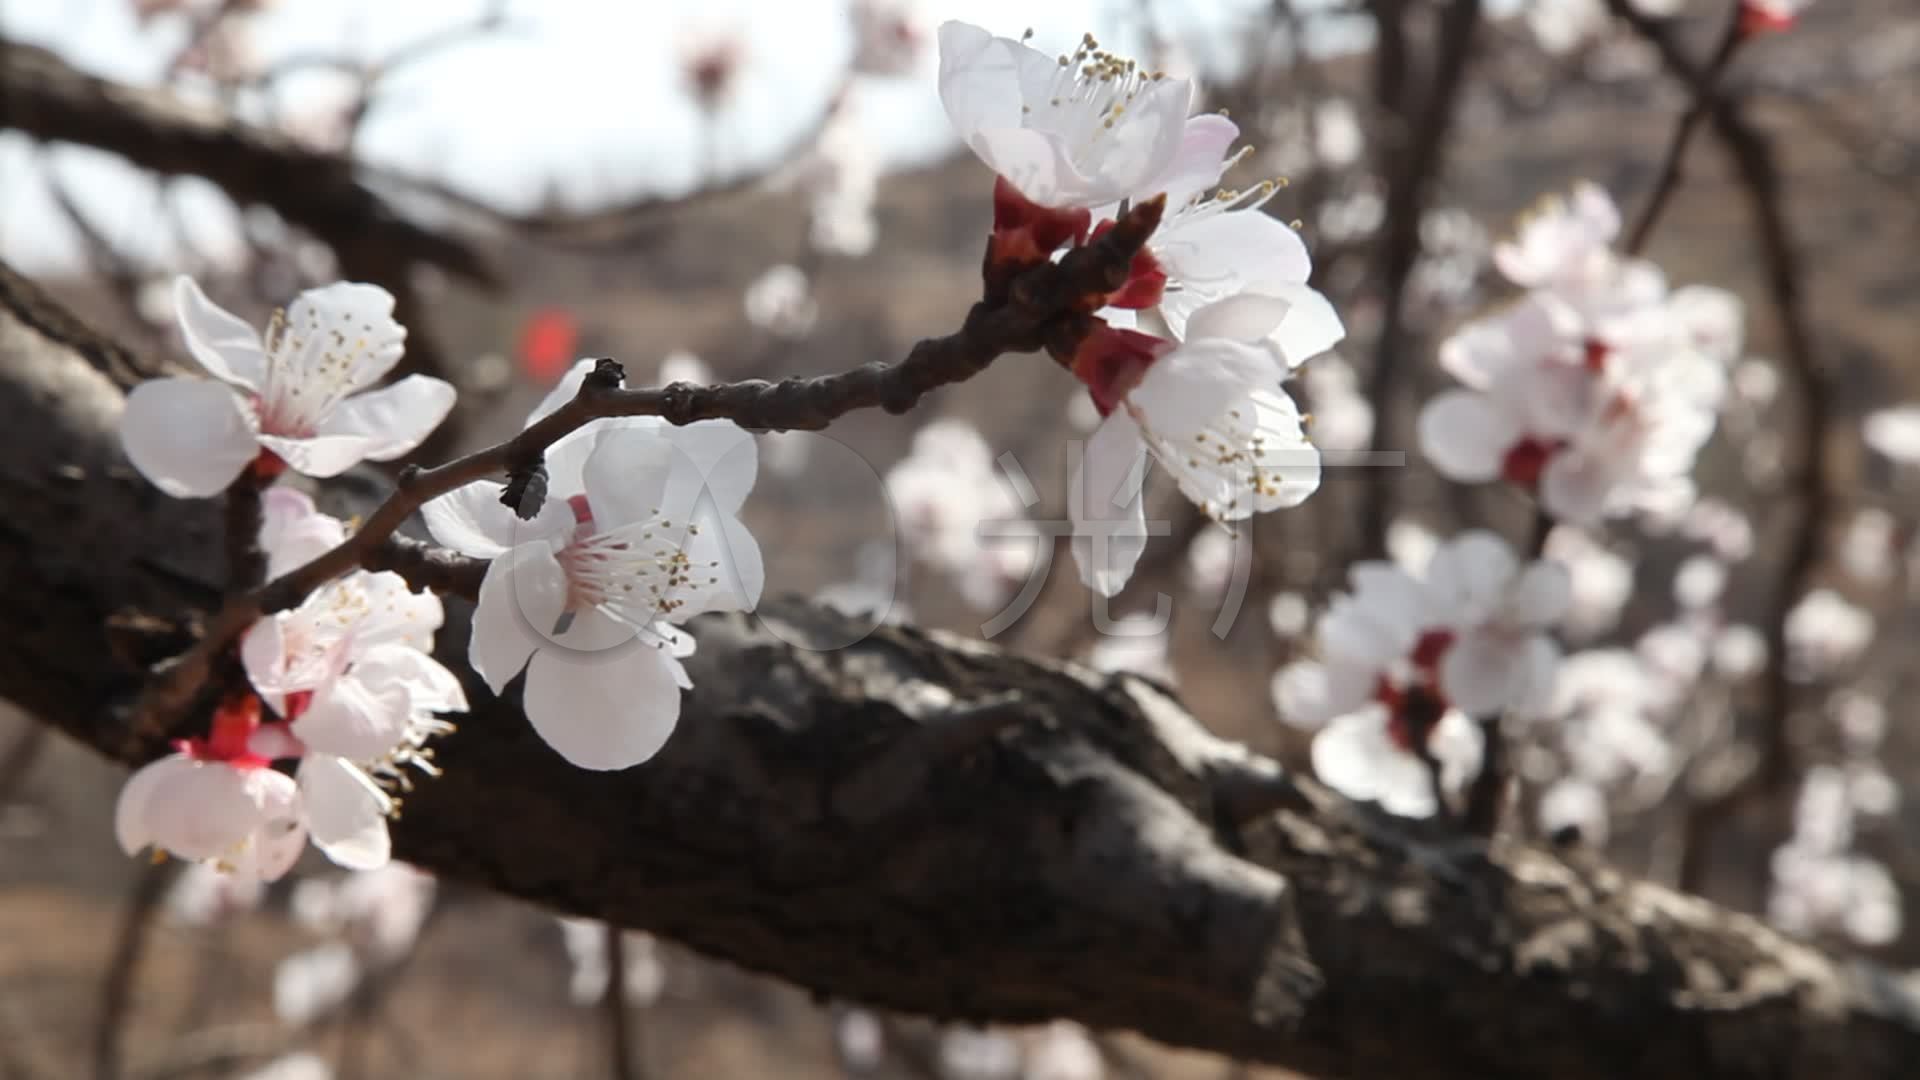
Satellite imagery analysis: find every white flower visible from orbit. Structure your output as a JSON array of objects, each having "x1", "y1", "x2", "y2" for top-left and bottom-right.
[
  {"x1": 885, "y1": 419, "x2": 1034, "y2": 611},
  {"x1": 166, "y1": 859, "x2": 267, "y2": 926},
  {"x1": 291, "y1": 863, "x2": 436, "y2": 965},
  {"x1": 1863, "y1": 404, "x2": 1920, "y2": 466},
  {"x1": 937, "y1": 21, "x2": 1196, "y2": 210},
  {"x1": 1068, "y1": 295, "x2": 1320, "y2": 596},
  {"x1": 424, "y1": 361, "x2": 763, "y2": 770},
  {"x1": 274, "y1": 942, "x2": 360, "y2": 1024},
  {"x1": 938, "y1": 1027, "x2": 1022, "y2": 1080},
  {"x1": 1023, "y1": 1022, "x2": 1104, "y2": 1080},
  {"x1": 743, "y1": 264, "x2": 818, "y2": 339},
  {"x1": 121, "y1": 277, "x2": 455, "y2": 497},
  {"x1": 557, "y1": 917, "x2": 666, "y2": 1007},
  {"x1": 115, "y1": 752, "x2": 305, "y2": 881},
  {"x1": 1784, "y1": 588, "x2": 1874, "y2": 680},
  {"x1": 1538, "y1": 778, "x2": 1610, "y2": 845},
  {"x1": 1274, "y1": 531, "x2": 1564, "y2": 816},
  {"x1": 1544, "y1": 526, "x2": 1632, "y2": 640},
  {"x1": 1084, "y1": 613, "x2": 1173, "y2": 684}
]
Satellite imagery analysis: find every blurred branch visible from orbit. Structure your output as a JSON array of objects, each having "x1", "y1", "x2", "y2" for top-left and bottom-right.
[
  {"x1": 1618, "y1": 3, "x2": 1747, "y2": 254},
  {"x1": 1356, "y1": 0, "x2": 1483, "y2": 563},
  {"x1": 1606, "y1": 1, "x2": 1830, "y2": 898},
  {"x1": 92, "y1": 858, "x2": 178, "y2": 1080},
  {"x1": 8, "y1": 281, "x2": 1920, "y2": 1079}
]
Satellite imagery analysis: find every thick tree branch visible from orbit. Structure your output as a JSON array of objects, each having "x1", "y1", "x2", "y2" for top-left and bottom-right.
[{"x1": 4, "y1": 263, "x2": 1920, "y2": 1079}]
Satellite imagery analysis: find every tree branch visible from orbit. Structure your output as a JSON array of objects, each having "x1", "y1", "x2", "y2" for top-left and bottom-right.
[{"x1": 4, "y1": 260, "x2": 1920, "y2": 1080}]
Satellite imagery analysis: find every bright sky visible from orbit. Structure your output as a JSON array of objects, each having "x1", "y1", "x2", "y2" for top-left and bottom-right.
[{"x1": 0, "y1": 0, "x2": 1445, "y2": 273}]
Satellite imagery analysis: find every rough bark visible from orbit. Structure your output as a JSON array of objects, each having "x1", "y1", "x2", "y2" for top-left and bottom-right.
[{"x1": 4, "y1": 265, "x2": 1920, "y2": 1079}]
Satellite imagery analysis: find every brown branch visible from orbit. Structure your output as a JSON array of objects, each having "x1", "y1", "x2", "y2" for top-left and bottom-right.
[
  {"x1": 125, "y1": 196, "x2": 1166, "y2": 748},
  {"x1": 92, "y1": 858, "x2": 178, "y2": 1080},
  {"x1": 1615, "y1": 2, "x2": 1747, "y2": 255},
  {"x1": 8, "y1": 265, "x2": 1920, "y2": 1079}
]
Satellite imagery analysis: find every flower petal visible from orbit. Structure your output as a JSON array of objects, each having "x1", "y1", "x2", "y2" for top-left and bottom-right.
[
  {"x1": 1417, "y1": 391, "x2": 1519, "y2": 483},
  {"x1": 470, "y1": 544, "x2": 566, "y2": 693},
  {"x1": 281, "y1": 282, "x2": 406, "y2": 394},
  {"x1": 1069, "y1": 411, "x2": 1150, "y2": 598},
  {"x1": 173, "y1": 276, "x2": 266, "y2": 388},
  {"x1": 120, "y1": 377, "x2": 259, "y2": 497},
  {"x1": 521, "y1": 643, "x2": 685, "y2": 770},
  {"x1": 423, "y1": 480, "x2": 569, "y2": 559},
  {"x1": 1311, "y1": 707, "x2": 1438, "y2": 818},
  {"x1": 1425, "y1": 530, "x2": 1520, "y2": 626},
  {"x1": 257, "y1": 432, "x2": 384, "y2": 479},
  {"x1": 292, "y1": 671, "x2": 413, "y2": 761},
  {"x1": 317, "y1": 375, "x2": 456, "y2": 462},
  {"x1": 297, "y1": 755, "x2": 391, "y2": 871}
]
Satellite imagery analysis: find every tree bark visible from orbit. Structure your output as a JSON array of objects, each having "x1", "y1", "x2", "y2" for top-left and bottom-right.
[{"x1": 3, "y1": 263, "x2": 1919, "y2": 1079}]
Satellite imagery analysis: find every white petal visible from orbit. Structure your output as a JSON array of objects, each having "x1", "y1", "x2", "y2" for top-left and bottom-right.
[
  {"x1": 282, "y1": 282, "x2": 406, "y2": 394},
  {"x1": 317, "y1": 376, "x2": 457, "y2": 461},
  {"x1": 662, "y1": 420, "x2": 758, "y2": 520},
  {"x1": 1263, "y1": 283, "x2": 1347, "y2": 367},
  {"x1": 297, "y1": 756, "x2": 392, "y2": 871},
  {"x1": 259, "y1": 488, "x2": 347, "y2": 578},
  {"x1": 1130, "y1": 339, "x2": 1271, "y2": 436},
  {"x1": 1425, "y1": 530, "x2": 1520, "y2": 625},
  {"x1": 1311, "y1": 708, "x2": 1437, "y2": 818},
  {"x1": 1540, "y1": 450, "x2": 1614, "y2": 526},
  {"x1": 1273, "y1": 661, "x2": 1350, "y2": 729},
  {"x1": 1441, "y1": 630, "x2": 1532, "y2": 716},
  {"x1": 422, "y1": 480, "x2": 568, "y2": 559},
  {"x1": 257, "y1": 432, "x2": 384, "y2": 479},
  {"x1": 1069, "y1": 412, "x2": 1150, "y2": 597},
  {"x1": 1160, "y1": 211, "x2": 1312, "y2": 300},
  {"x1": 522, "y1": 644, "x2": 685, "y2": 770},
  {"x1": 470, "y1": 544, "x2": 566, "y2": 693},
  {"x1": 526, "y1": 358, "x2": 598, "y2": 426},
  {"x1": 1152, "y1": 113, "x2": 1241, "y2": 211},
  {"x1": 120, "y1": 378, "x2": 259, "y2": 497},
  {"x1": 581, "y1": 426, "x2": 674, "y2": 530},
  {"x1": 292, "y1": 671, "x2": 413, "y2": 761},
  {"x1": 1417, "y1": 391, "x2": 1519, "y2": 483},
  {"x1": 353, "y1": 642, "x2": 468, "y2": 713},
  {"x1": 173, "y1": 276, "x2": 266, "y2": 388},
  {"x1": 1505, "y1": 561, "x2": 1573, "y2": 627},
  {"x1": 1184, "y1": 291, "x2": 1295, "y2": 345},
  {"x1": 115, "y1": 754, "x2": 182, "y2": 855},
  {"x1": 936, "y1": 21, "x2": 1023, "y2": 143}
]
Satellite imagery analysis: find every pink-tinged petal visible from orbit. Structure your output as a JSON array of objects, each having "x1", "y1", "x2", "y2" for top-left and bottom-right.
[
  {"x1": 1310, "y1": 707, "x2": 1438, "y2": 818},
  {"x1": 257, "y1": 432, "x2": 383, "y2": 479},
  {"x1": 242, "y1": 617, "x2": 298, "y2": 697},
  {"x1": 1272, "y1": 661, "x2": 1355, "y2": 729},
  {"x1": 422, "y1": 480, "x2": 549, "y2": 559},
  {"x1": 522, "y1": 643, "x2": 685, "y2": 770},
  {"x1": 282, "y1": 282, "x2": 406, "y2": 394},
  {"x1": 350, "y1": 572, "x2": 446, "y2": 653},
  {"x1": 354, "y1": 643, "x2": 467, "y2": 714},
  {"x1": 968, "y1": 126, "x2": 1082, "y2": 207},
  {"x1": 1069, "y1": 411, "x2": 1150, "y2": 598},
  {"x1": 120, "y1": 377, "x2": 259, "y2": 497},
  {"x1": 318, "y1": 376, "x2": 456, "y2": 461},
  {"x1": 115, "y1": 754, "x2": 180, "y2": 855},
  {"x1": 1425, "y1": 530, "x2": 1520, "y2": 626},
  {"x1": 470, "y1": 544, "x2": 565, "y2": 693},
  {"x1": 173, "y1": 276, "x2": 266, "y2": 388},
  {"x1": 297, "y1": 756, "x2": 391, "y2": 871},
  {"x1": 1417, "y1": 391, "x2": 1519, "y2": 483}
]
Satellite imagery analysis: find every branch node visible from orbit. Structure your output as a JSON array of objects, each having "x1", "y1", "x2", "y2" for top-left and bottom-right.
[
  {"x1": 583, "y1": 357, "x2": 626, "y2": 393},
  {"x1": 500, "y1": 458, "x2": 550, "y2": 521}
]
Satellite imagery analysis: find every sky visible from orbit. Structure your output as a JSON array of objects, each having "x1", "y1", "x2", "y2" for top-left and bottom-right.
[{"x1": 0, "y1": 0, "x2": 1461, "y2": 273}]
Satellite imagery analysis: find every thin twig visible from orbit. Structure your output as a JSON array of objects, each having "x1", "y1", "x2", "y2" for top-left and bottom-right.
[
  {"x1": 604, "y1": 923, "x2": 639, "y2": 1080},
  {"x1": 1614, "y1": 1, "x2": 1747, "y2": 255},
  {"x1": 129, "y1": 197, "x2": 1167, "y2": 747}
]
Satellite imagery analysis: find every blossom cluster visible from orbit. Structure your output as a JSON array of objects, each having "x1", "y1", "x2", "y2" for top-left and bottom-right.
[
  {"x1": 1418, "y1": 182, "x2": 1742, "y2": 526},
  {"x1": 936, "y1": 21, "x2": 1342, "y2": 597},
  {"x1": 115, "y1": 279, "x2": 764, "y2": 881}
]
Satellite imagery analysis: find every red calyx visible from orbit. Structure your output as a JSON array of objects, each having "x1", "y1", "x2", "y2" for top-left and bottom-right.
[
  {"x1": 989, "y1": 176, "x2": 1091, "y2": 270},
  {"x1": 1069, "y1": 323, "x2": 1171, "y2": 416},
  {"x1": 1088, "y1": 218, "x2": 1167, "y2": 310},
  {"x1": 248, "y1": 449, "x2": 287, "y2": 483},
  {"x1": 177, "y1": 691, "x2": 270, "y2": 769},
  {"x1": 1500, "y1": 436, "x2": 1563, "y2": 490},
  {"x1": 1582, "y1": 339, "x2": 1611, "y2": 374}
]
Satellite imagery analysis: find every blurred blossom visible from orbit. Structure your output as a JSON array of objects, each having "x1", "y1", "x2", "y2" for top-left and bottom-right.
[
  {"x1": 939, "y1": 1027, "x2": 1022, "y2": 1080},
  {"x1": 1317, "y1": 189, "x2": 1385, "y2": 243},
  {"x1": 1268, "y1": 592, "x2": 1310, "y2": 638},
  {"x1": 557, "y1": 917, "x2": 666, "y2": 1007},
  {"x1": 885, "y1": 419, "x2": 1033, "y2": 611},
  {"x1": 678, "y1": 22, "x2": 747, "y2": 111},
  {"x1": 1831, "y1": 690, "x2": 1888, "y2": 751},
  {"x1": 744, "y1": 264, "x2": 819, "y2": 338},
  {"x1": 1636, "y1": 620, "x2": 1709, "y2": 696},
  {"x1": 1850, "y1": 764, "x2": 1900, "y2": 817},
  {"x1": 1710, "y1": 623, "x2": 1767, "y2": 681},
  {"x1": 165, "y1": 859, "x2": 266, "y2": 926},
  {"x1": 1680, "y1": 498, "x2": 1754, "y2": 562},
  {"x1": 1086, "y1": 613, "x2": 1174, "y2": 684},
  {"x1": 1732, "y1": 358, "x2": 1779, "y2": 409},
  {"x1": 290, "y1": 863, "x2": 436, "y2": 965},
  {"x1": 1770, "y1": 759, "x2": 1903, "y2": 947},
  {"x1": 1386, "y1": 517, "x2": 1438, "y2": 575},
  {"x1": 1523, "y1": 0, "x2": 1685, "y2": 55},
  {"x1": 779, "y1": 95, "x2": 882, "y2": 257},
  {"x1": 1784, "y1": 588, "x2": 1874, "y2": 680},
  {"x1": 273, "y1": 942, "x2": 360, "y2": 1024},
  {"x1": 1549, "y1": 650, "x2": 1674, "y2": 786},
  {"x1": 1839, "y1": 508, "x2": 1897, "y2": 588},
  {"x1": 658, "y1": 349, "x2": 713, "y2": 385},
  {"x1": 1538, "y1": 777, "x2": 1610, "y2": 846},
  {"x1": 1301, "y1": 354, "x2": 1374, "y2": 451},
  {"x1": 1023, "y1": 1022, "x2": 1104, "y2": 1080},
  {"x1": 1863, "y1": 404, "x2": 1920, "y2": 466},
  {"x1": 1545, "y1": 527, "x2": 1632, "y2": 640},
  {"x1": 1672, "y1": 554, "x2": 1726, "y2": 610},
  {"x1": 836, "y1": 1007, "x2": 886, "y2": 1070},
  {"x1": 849, "y1": 0, "x2": 928, "y2": 77},
  {"x1": 1313, "y1": 99, "x2": 1365, "y2": 168},
  {"x1": 1183, "y1": 527, "x2": 1238, "y2": 599}
]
